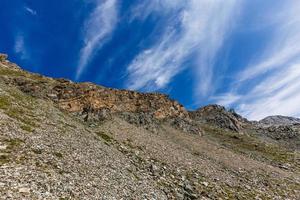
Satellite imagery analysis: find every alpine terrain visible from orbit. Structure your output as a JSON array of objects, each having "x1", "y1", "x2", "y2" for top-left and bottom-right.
[{"x1": 0, "y1": 53, "x2": 299, "y2": 199}]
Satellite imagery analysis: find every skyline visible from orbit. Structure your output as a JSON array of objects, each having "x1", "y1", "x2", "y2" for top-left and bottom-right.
[{"x1": 1, "y1": 0, "x2": 300, "y2": 120}]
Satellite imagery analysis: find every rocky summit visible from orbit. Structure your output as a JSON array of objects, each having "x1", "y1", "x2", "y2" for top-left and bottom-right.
[{"x1": 0, "y1": 53, "x2": 299, "y2": 199}]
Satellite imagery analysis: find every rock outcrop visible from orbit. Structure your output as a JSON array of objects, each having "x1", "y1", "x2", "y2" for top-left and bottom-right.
[
  {"x1": 1, "y1": 53, "x2": 299, "y2": 199},
  {"x1": 0, "y1": 54, "x2": 200, "y2": 135},
  {"x1": 0, "y1": 53, "x2": 8, "y2": 62},
  {"x1": 251, "y1": 116, "x2": 300, "y2": 149},
  {"x1": 259, "y1": 115, "x2": 300, "y2": 126},
  {"x1": 256, "y1": 124, "x2": 300, "y2": 140},
  {"x1": 190, "y1": 104, "x2": 248, "y2": 132}
]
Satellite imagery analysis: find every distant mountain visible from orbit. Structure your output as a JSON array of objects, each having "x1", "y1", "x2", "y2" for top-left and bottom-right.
[
  {"x1": 259, "y1": 115, "x2": 300, "y2": 126},
  {"x1": 0, "y1": 53, "x2": 299, "y2": 199}
]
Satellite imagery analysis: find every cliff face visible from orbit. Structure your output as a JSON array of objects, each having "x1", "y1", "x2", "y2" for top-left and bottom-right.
[
  {"x1": 0, "y1": 53, "x2": 299, "y2": 199},
  {"x1": 55, "y1": 85, "x2": 188, "y2": 120},
  {"x1": 0, "y1": 53, "x2": 201, "y2": 134},
  {"x1": 1, "y1": 54, "x2": 187, "y2": 120}
]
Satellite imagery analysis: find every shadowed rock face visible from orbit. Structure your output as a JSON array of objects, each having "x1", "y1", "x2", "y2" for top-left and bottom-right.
[{"x1": 190, "y1": 104, "x2": 248, "y2": 132}]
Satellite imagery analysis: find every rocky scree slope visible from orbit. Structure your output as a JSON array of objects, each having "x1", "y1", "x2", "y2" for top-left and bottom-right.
[{"x1": 0, "y1": 53, "x2": 300, "y2": 199}]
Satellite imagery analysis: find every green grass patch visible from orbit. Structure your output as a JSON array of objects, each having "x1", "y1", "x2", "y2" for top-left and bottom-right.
[
  {"x1": 0, "y1": 68, "x2": 26, "y2": 77},
  {"x1": 96, "y1": 131, "x2": 114, "y2": 143},
  {"x1": 0, "y1": 138, "x2": 24, "y2": 165},
  {"x1": 20, "y1": 124, "x2": 35, "y2": 132},
  {"x1": 0, "y1": 154, "x2": 9, "y2": 165},
  {"x1": 0, "y1": 68, "x2": 45, "y2": 81},
  {"x1": 6, "y1": 107, "x2": 37, "y2": 127},
  {"x1": 0, "y1": 90, "x2": 40, "y2": 130},
  {"x1": 32, "y1": 148, "x2": 42, "y2": 154},
  {"x1": 54, "y1": 152, "x2": 63, "y2": 158},
  {"x1": 6, "y1": 138, "x2": 23, "y2": 150},
  {"x1": 0, "y1": 95, "x2": 11, "y2": 110},
  {"x1": 203, "y1": 125, "x2": 298, "y2": 169}
]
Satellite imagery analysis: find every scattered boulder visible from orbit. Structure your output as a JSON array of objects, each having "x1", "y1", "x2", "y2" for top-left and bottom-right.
[{"x1": 18, "y1": 187, "x2": 30, "y2": 194}]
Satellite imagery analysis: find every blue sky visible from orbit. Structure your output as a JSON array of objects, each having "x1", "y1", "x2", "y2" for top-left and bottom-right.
[{"x1": 1, "y1": 0, "x2": 300, "y2": 120}]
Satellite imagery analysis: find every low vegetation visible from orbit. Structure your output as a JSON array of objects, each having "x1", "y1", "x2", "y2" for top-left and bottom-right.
[{"x1": 203, "y1": 125, "x2": 299, "y2": 171}]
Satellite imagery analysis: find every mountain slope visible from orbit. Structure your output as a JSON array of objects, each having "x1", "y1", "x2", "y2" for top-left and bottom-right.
[
  {"x1": 260, "y1": 115, "x2": 300, "y2": 126},
  {"x1": 0, "y1": 54, "x2": 299, "y2": 199}
]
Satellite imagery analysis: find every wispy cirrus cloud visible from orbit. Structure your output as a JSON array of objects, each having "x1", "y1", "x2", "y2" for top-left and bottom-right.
[
  {"x1": 24, "y1": 6, "x2": 37, "y2": 15},
  {"x1": 126, "y1": 0, "x2": 240, "y2": 94},
  {"x1": 76, "y1": 0, "x2": 118, "y2": 80},
  {"x1": 14, "y1": 33, "x2": 28, "y2": 60},
  {"x1": 13, "y1": 6, "x2": 36, "y2": 60},
  {"x1": 192, "y1": 0, "x2": 239, "y2": 97},
  {"x1": 234, "y1": 64, "x2": 300, "y2": 120},
  {"x1": 129, "y1": 0, "x2": 182, "y2": 21},
  {"x1": 215, "y1": 1, "x2": 300, "y2": 120}
]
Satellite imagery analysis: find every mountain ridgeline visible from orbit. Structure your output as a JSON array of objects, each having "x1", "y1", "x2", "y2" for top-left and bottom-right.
[{"x1": 0, "y1": 53, "x2": 299, "y2": 199}]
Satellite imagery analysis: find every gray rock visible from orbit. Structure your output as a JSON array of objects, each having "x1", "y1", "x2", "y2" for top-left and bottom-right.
[{"x1": 259, "y1": 115, "x2": 300, "y2": 126}]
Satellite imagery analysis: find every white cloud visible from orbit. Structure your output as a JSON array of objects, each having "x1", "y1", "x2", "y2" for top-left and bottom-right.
[
  {"x1": 236, "y1": 73, "x2": 300, "y2": 120},
  {"x1": 129, "y1": 0, "x2": 182, "y2": 21},
  {"x1": 238, "y1": 1, "x2": 300, "y2": 82},
  {"x1": 218, "y1": 64, "x2": 300, "y2": 120},
  {"x1": 76, "y1": 0, "x2": 118, "y2": 80},
  {"x1": 216, "y1": 1, "x2": 300, "y2": 120},
  {"x1": 215, "y1": 93, "x2": 241, "y2": 107},
  {"x1": 192, "y1": 0, "x2": 239, "y2": 97},
  {"x1": 25, "y1": 6, "x2": 37, "y2": 15},
  {"x1": 14, "y1": 33, "x2": 28, "y2": 60},
  {"x1": 238, "y1": 32, "x2": 300, "y2": 82},
  {"x1": 126, "y1": 0, "x2": 239, "y2": 92}
]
